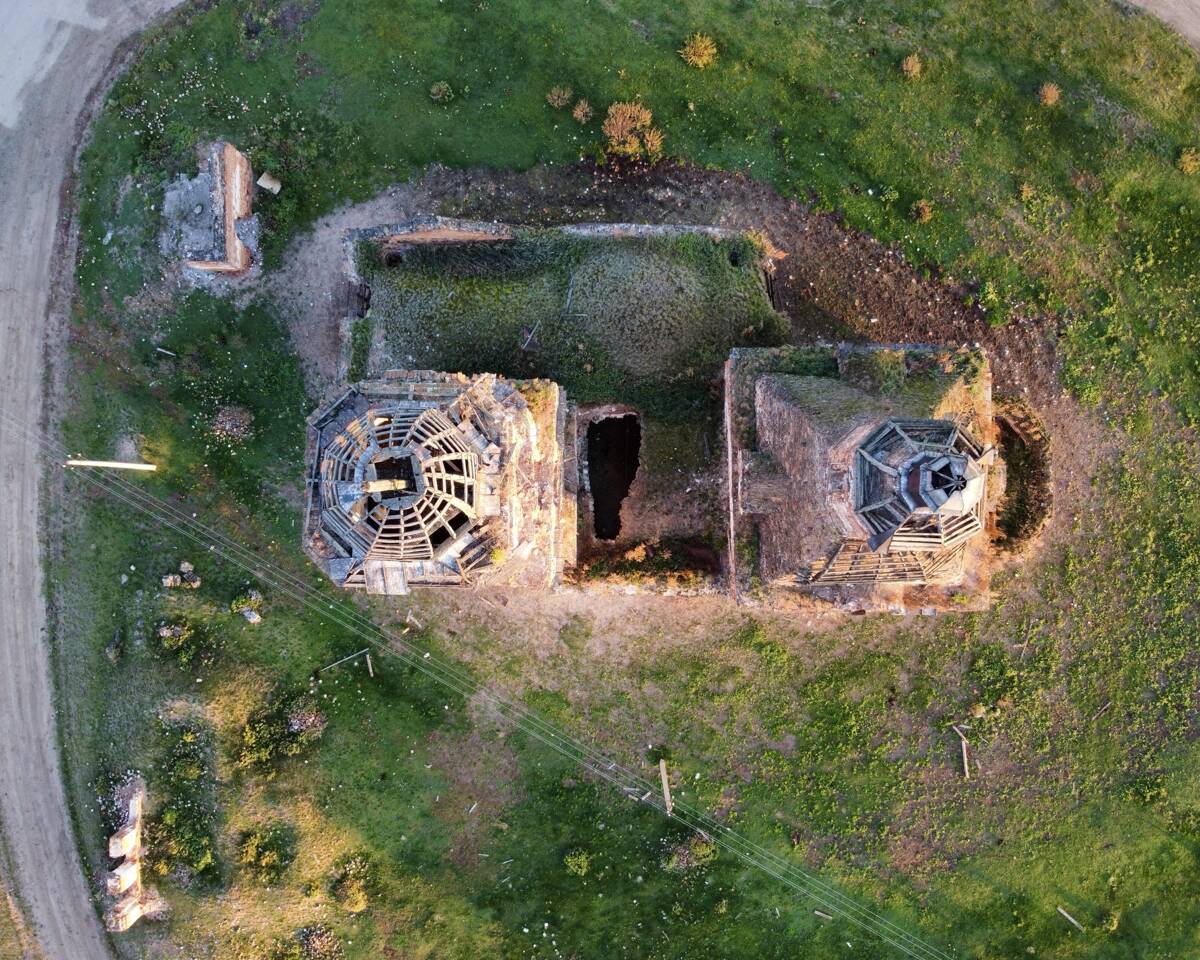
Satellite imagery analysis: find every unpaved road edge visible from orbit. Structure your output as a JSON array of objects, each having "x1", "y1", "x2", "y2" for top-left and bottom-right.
[{"x1": 0, "y1": 4, "x2": 180, "y2": 959}]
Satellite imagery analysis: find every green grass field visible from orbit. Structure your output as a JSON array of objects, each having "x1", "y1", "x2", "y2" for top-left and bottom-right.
[
  {"x1": 363, "y1": 229, "x2": 785, "y2": 415},
  {"x1": 53, "y1": 0, "x2": 1200, "y2": 958}
]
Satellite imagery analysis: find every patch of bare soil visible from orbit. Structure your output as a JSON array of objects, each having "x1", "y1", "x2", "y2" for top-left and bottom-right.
[{"x1": 426, "y1": 723, "x2": 520, "y2": 869}]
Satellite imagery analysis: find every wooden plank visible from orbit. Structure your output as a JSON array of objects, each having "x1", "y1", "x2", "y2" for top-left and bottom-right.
[{"x1": 659, "y1": 758, "x2": 674, "y2": 816}]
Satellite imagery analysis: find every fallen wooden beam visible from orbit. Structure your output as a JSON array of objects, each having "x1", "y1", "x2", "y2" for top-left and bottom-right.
[
  {"x1": 951, "y1": 724, "x2": 970, "y2": 780},
  {"x1": 1057, "y1": 906, "x2": 1085, "y2": 933},
  {"x1": 64, "y1": 459, "x2": 156, "y2": 472},
  {"x1": 659, "y1": 758, "x2": 674, "y2": 815}
]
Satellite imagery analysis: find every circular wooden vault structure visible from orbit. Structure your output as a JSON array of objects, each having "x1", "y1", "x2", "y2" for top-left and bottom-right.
[
  {"x1": 304, "y1": 371, "x2": 575, "y2": 594},
  {"x1": 319, "y1": 406, "x2": 480, "y2": 566}
]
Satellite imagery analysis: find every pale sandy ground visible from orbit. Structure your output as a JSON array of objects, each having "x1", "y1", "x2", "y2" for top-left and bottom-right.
[
  {"x1": 0, "y1": 2, "x2": 1195, "y2": 960},
  {"x1": 0, "y1": 6, "x2": 180, "y2": 960},
  {"x1": 1135, "y1": 0, "x2": 1200, "y2": 47}
]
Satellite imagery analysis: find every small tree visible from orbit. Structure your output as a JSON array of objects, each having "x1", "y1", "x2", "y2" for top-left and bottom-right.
[
  {"x1": 155, "y1": 618, "x2": 220, "y2": 669},
  {"x1": 572, "y1": 99, "x2": 593, "y2": 124},
  {"x1": 429, "y1": 81, "x2": 454, "y2": 103},
  {"x1": 270, "y1": 925, "x2": 343, "y2": 960},
  {"x1": 329, "y1": 853, "x2": 376, "y2": 913},
  {"x1": 679, "y1": 33, "x2": 718, "y2": 70},
  {"x1": 235, "y1": 690, "x2": 327, "y2": 772},
  {"x1": 664, "y1": 836, "x2": 718, "y2": 872}
]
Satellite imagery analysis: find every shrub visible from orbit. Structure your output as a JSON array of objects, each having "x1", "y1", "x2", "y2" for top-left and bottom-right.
[
  {"x1": 237, "y1": 822, "x2": 296, "y2": 885},
  {"x1": 428, "y1": 81, "x2": 454, "y2": 102},
  {"x1": 571, "y1": 99, "x2": 593, "y2": 124},
  {"x1": 679, "y1": 33, "x2": 718, "y2": 70},
  {"x1": 910, "y1": 198, "x2": 934, "y2": 224},
  {"x1": 1038, "y1": 81, "x2": 1061, "y2": 107},
  {"x1": 564, "y1": 849, "x2": 592, "y2": 876},
  {"x1": 144, "y1": 719, "x2": 219, "y2": 881},
  {"x1": 664, "y1": 835, "x2": 718, "y2": 872},
  {"x1": 230, "y1": 588, "x2": 264, "y2": 615},
  {"x1": 235, "y1": 689, "x2": 327, "y2": 772},
  {"x1": 546, "y1": 85, "x2": 572, "y2": 108},
  {"x1": 1178, "y1": 146, "x2": 1199, "y2": 175},
  {"x1": 155, "y1": 618, "x2": 220, "y2": 669},
  {"x1": 900, "y1": 53, "x2": 922, "y2": 80},
  {"x1": 601, "y1": 101, "x2": 664, "y2": 159},
  {"x1": 329, "y1": 853, "x2": 375, "y2": 913}
]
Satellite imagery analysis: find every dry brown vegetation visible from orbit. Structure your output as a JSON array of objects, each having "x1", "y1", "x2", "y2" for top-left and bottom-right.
[
  {"x1": 900, "y1": 53, "x2": 923, "y2": 80},
  {"x1": 546, "y1": 85, "x2": 573, "y2": 109},
  {"x1": 911, "y1": 198, "x2": 934, "y2": 223},
  {"x1": 1038, "y1": 81, "x2": 1061, "y2": 107},
  {"x1": 1178, "y1": 146, "x2": 1200, "y2": 176},
  {"x1": 601, "y1": 101, "x2": 664, "y2": 159},
  {"x1": 572, "y1": 99, "x2": 593, "y2": 124}
]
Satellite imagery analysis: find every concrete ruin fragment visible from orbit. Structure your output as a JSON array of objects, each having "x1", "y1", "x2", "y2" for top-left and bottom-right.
[
  {"x1": 231, "y1": 588, "x2": 264, "y2": 623},
  {"x1": 304, "y1": 371, "x2": 576, "y2": 594},
  {"x1": 162, "y1": 560, "x2": 200, "y2": 589},
  {"x1": 161, "y1": 141, "x2": 258, "y2": 275},
  {"x1": 104, "y1": 779, "x2": 166, "y2": 933},
  {"x1": 729, "y1": 344, "x2": 1002, "y2": 591}
]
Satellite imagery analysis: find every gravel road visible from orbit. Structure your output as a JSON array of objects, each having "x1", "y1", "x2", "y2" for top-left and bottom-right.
[
  {"x1": 0, "y1": 4, "x2": 178, "y2": 959},
  {"x1": 1135, "y1": 0, "x2": 1200, "y2": 47}
]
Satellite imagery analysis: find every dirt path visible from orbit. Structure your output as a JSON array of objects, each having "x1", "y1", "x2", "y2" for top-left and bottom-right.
[
  {"x1": 0, "y1": 4, "x2": 180, "y2": 959},
  {"x1": 1133, "y1": 0, "x2": 1200, "y2": 49}
]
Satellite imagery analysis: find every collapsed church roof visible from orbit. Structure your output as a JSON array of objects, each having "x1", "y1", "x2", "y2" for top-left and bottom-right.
[
  {"x1": 728, "y1": 343, "x2": 1001, "y2": 590},
  {"x1": 853, "y1": 418, "x2": 987, "y2": 551},
  {"x1": 304, "y1": 371, "x2": 575, "y2": 594}
]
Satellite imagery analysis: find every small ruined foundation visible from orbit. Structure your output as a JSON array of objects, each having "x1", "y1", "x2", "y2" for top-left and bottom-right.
[{"x1": 162, "y1": 141, "x2": 259, "y2": 276}]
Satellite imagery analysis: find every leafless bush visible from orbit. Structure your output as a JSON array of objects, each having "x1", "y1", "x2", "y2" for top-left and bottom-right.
[
  {"x1": 546, "y1": 85, "x2": 573, "y2": 109},
  {"x1": 602, "y1": 101, "x2": 664, "y2": 159}
]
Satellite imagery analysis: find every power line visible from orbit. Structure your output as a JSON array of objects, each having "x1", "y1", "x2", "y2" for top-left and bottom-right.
[{"x1": 0, "y1": 411, "x2": 956, "y2": 960}]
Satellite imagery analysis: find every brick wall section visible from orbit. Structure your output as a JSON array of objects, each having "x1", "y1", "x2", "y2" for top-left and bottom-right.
[{"x1": 186, "y1": 142, "x2": 253, "y2": 273}]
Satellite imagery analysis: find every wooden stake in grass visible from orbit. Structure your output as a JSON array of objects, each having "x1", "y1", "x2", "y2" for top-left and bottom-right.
[{"x1": 659, "y1": 758, "x2": 674, "y2": 816}]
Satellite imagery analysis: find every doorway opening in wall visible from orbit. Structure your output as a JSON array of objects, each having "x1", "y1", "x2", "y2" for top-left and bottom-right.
[{"x1": 586, "y1": 415, "x2": 641, "y2": 540}]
